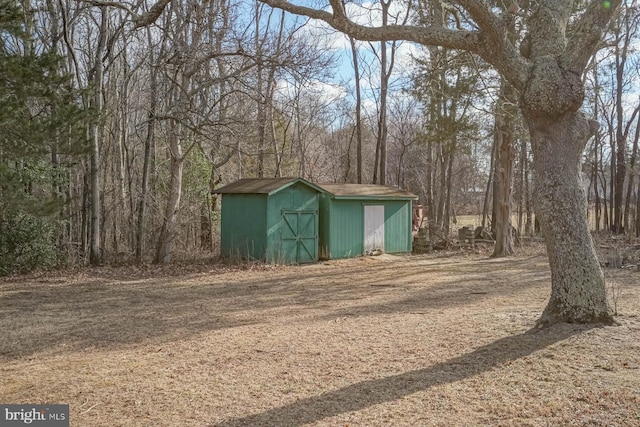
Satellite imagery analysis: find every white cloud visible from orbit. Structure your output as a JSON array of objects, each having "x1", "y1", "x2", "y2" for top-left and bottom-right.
[
  {"x1": 296, "y1": 1, "x2": 412, "y2": 51},
  {"x1": 300, "y1": 18, "x2": 351, "y2": 50},
  {"x1": 288, "y1": 0, "x2": 421, "y2": 102},
  {"x1": 275, "y1": 77, "x2": 348, "y2": 103},
  {"x1": 394, "y1": 42, "x2": 421, "y2": 72}
]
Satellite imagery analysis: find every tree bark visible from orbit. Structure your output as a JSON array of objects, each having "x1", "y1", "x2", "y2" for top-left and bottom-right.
[
  {"x1": 520, "y1": 14, "x2": 617, "y2": 324},
  {"x1": 636, "y1": 179, "x2": 640, "y2": 237},
  {"x1": 623, "y1": 105, "x2": 640, "y2": 232},
  {"x1": 212, "y1": 0, "x2": 622, "y2": 325},
  {"x1": 424, "y1": 137, "x2": 434, "y2": 229},
  {"x1": 492, "y1": 81, "x2": 516, "y2": 258},
  {"x1": 154, "y1": 118, "x2": 183, "y2": 264},
  {"x1": 526, "y1": 110, "x2": 612, "y2": 325},
  {"x1": 89, "y1": 7, "x2": 108, "y2": 266},
  {"x1": 349, "y1": 36, "x2": 363, "y2": 184},
  {"x1": 591, "y1": 65, "x2": 602, "y2": 232},
  {"x1": 523, "y1": 141, "x2": 532, "y2": 236},
  {"x1": 135, "y1": 39, "x2": 156, "y2": 262},
  {"x1": 443, "y1": 139, "x2": 455, "y2": 236},
  {"x1": 482, "y1": 132, "x2": 496, "y2": 230},
  {"x1": 436, "y1": 144, "x2": 446, "y2": 228},
  {"x1": 376, "y1": 21, "x2": 388, "y2": 185}
]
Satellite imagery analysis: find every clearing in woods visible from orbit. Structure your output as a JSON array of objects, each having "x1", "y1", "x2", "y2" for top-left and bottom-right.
[{"x1": 1, "y1": 246, "x2": 639, "y2": 426}]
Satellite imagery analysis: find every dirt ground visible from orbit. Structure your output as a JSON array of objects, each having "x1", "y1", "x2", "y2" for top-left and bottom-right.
[{"x1": 1, "y1": 245, "x2": 640, "y2": 426}]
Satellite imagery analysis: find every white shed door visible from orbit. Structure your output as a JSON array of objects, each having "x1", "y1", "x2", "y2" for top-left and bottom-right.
[{"x1": 364, "y1": 205, "x2": 384, "y2": 253}]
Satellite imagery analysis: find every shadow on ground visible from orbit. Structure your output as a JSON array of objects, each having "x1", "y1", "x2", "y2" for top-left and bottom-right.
[
  {"x1": 0, "y1": 255, "x2": 550, "y2": 360},
  {"x1": 209, "y1": 324, "x2": 593, "y2": 427}
]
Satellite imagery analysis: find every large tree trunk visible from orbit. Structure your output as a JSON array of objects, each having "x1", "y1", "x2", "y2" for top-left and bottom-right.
[
  {"x1": 526, "y1": 110, "x2": 613, "y2": 325},
  {"x1": 518, "y1": 34, "x2": 617, "y2": 324}
]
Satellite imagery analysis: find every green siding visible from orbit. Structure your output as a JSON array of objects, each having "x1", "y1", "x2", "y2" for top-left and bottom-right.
[
  {"x1": 319, "y1": 196, "x2": 413, "y2": 259},
  {"x1": 384, "y1": 201, "x2": 412, "y2": 253},
  {"x1": 265, "y1": 182, "x2": 319, "y2": 264},
  {"x1": 331, "y1": 200, "x2": 365, "y2": 258},
  {"x1": 220, "y1": 194, "x2": 267, "y2": 260},
  {"x1": 279, "y1": 211, "x2": 318, "y2": 263},
  {"x1": 318, "y1": 197, "x2": 364, "y2": 259},
  {"x1": 221, "y1": 179, "x2": 414, "y2": 263},
  {"x1": 318, "y1": 194, "x2": 331, "y2": 259},
  {"x1": 221, "y1": 182, "x2": 319, "y2": 264}
]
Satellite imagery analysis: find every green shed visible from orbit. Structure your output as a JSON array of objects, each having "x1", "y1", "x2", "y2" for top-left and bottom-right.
[
  {"x1": 215, "y1": 178, "x2": 324, "y2": 264},
  {"x1": 316, "y1": 184, "x2": 418, "y2": 260}
]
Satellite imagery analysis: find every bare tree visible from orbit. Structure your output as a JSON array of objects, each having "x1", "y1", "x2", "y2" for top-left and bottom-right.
[
  {"x1": 251, "y1": 0, "x2": 621, "y2": 325},
  {"x1": 154, "y1": 0, "x2": 223, "y2": 263},
  {"x1": 387, "y1": 96, "x2": 420, "y2": 188},
  {"x1": 88, "y1": 6, "x2": 109, "y2": 266},
  {"x1": 348, "y1": 35, "x2": 364, "y2": 183},
  {"x1": 609, "y1": 4, "x2": 640, "y2": 233},
  {"x1": 491, "y1": 79, "x2": 517, "y2": 257}
]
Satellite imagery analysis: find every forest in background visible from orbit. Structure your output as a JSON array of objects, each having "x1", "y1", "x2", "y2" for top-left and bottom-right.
[{"x1": 1, "y1": 0, "x2": 639, "y2": 273}]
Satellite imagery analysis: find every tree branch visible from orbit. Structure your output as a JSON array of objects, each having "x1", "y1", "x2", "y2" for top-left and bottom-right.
[
  {"x1": 261, "y1": 0, "x2": 477, "y2": 46},
  {"x1": 134, "y1": 0, "x2": 173, "y2": 28},
  {"x1": 564, "y1": 0, "x2": 623, "y2": 73},
  {"x1": 452, "y1": 0, "x2": 504, "y2": 35},
  {"x1": 259, "y1": 0, "x2": 528, "y2": 90},
  {"x1": 76, "y1": 0, "x2": 137, "y2": 15},
  {"x1": 77, "y1": 0, "x2": 175, "y2": 28}
]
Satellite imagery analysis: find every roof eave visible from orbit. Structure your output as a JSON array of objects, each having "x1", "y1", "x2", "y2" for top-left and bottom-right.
[
  {"x1": 267, "y1": 178, "x2": 326, "y2": 196},
  {"x1": 329, "y1": 195, "x2": 418, "y2": 201}
]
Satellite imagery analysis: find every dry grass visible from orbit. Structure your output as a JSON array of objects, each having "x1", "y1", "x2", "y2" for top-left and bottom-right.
[{"x1": 1, "y1": 248, "x2": 640, "y2": 426}]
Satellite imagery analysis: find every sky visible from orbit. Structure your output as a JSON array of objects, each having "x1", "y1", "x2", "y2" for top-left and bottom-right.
[{"x1": 277, "y1": 0, "x2": 423, "y2": 111}]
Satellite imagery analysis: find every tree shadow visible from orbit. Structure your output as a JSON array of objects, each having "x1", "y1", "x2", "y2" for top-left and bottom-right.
[
  {"x1": 0, "y1": 255, "x2": 550, "y2": 360},
  {"x1": 210, "y1": 323, "x2": 595, "y2": 427}
]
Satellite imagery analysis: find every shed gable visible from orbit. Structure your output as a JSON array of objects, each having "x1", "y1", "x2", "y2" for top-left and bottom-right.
[{"x1": 217, "y1": 178, "x2": 321, "y2": 264}]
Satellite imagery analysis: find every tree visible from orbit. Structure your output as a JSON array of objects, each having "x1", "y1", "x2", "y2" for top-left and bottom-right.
[
  {"x1": 88, "y1": 6, "x2": 109, "y2": 266},
  {"x1": 348, "y1": 35, "x2": 364, "y2": 183},
  {"x1": 369, "y1": 0, "x2": 408, "y2": 185},
  {"x1": 154, "y1": 0, "x2": 215, "y2": 263},
  {"x1": 412, "y1": 44, "x2": 485, "y2": 237},
  {"x1": 491, "y1": 79, "x2": 517, "y2": 257},
  {"x1": 0, "y1": 0, "x2": 87, "y2": 274},
  {"x1": 583, "y1": 2, "x2": 639, "y2": 235},
  {"x1": 607, "y1": 3, "x2": 640, "y2": 233},
  {"x1": 387, "y1": 96, "x2": 420, "y2": 188},
  {"x1": 250, "y1": 0, "x2": 620, "y2": 325},
  {"x1": 135, "y1": 22, "x2": 160, "y2": 262}
]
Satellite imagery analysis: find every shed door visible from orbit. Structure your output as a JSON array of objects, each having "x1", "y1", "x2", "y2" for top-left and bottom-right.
[
  {"x1": 364, "y1": 205, "x2": 384, "y2": 253},
  {"x1": 281, "y1": 211, "x2": 318, "y2": 263}
]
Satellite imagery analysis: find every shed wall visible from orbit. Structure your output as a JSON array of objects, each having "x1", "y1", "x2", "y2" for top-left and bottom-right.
[
  {"x1": 220, "y1": 194, "x2": 267, "y2": 260},
  {"x1": 266, "y1": 182, "x2": 319, "y2": 263},
  {"x1": 319, "y1": 196, "x2": 414, "y2": 259},
  {"x1": 318, "y1": 195, "x2": 331, "y2": 260},
  {"x1": 383, "y1": 200, "x2": 413, "y2": 253},
  {"x1": 319, "y1": 197, "x2": 365, "y2": 259}
]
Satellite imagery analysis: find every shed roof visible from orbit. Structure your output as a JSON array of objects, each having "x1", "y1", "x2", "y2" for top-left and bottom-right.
[
  {"x1": 214, "y1": 177, "x2": 324, "y2": 195},
  {"x1": 317, "y1": 183, "x2": 418, "y2": 200}
]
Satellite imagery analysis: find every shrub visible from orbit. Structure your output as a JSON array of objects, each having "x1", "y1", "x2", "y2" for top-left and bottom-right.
[{"x1": 0, "y1": 212, "x2": 63, "y2": 275}]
